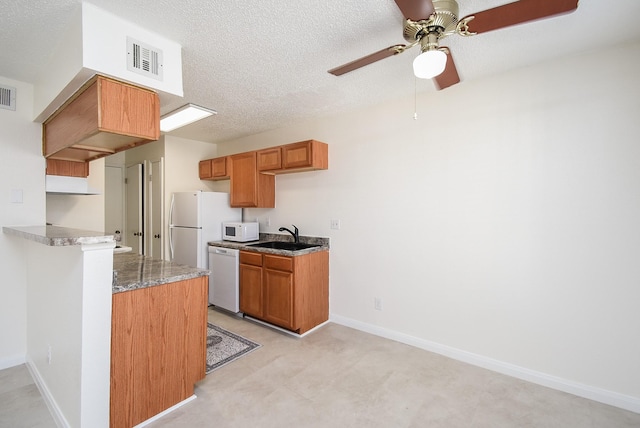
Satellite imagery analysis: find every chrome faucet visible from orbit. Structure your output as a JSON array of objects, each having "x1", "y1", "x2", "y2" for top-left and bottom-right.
[{"x1": 279, "y1": 225, "x2": 299, "y2": 243}]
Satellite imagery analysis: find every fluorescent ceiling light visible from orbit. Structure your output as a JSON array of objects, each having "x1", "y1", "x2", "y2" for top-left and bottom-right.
[{"x1": 160, "y1": 104, "x2": 217, "y2": 132}]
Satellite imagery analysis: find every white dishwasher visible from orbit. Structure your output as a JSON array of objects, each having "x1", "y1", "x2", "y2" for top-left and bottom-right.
[{"x1": 207, "y1": 245, "x2": 240, "y2": 313}]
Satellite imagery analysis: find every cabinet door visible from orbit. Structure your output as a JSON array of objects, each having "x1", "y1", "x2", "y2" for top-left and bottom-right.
[
  {"x1": 211, "y1": 157, "x2": 228, "y2": 178},
  {"x1": 257, "y1": 147, "x2": 282, "y2": 171},
  {"x1": 280, "y1": 140, "x2": 328, "y2": 172},
  {"x1": 111, "y1": 276, "x2": 207, "y2": 428},
  {"x1": 263, "y1": 268, "x2": 295, "y2": 330},
  {"x1": 99, "y1": 77, "x2": 160, "y2": 139},
  {"x1": 199, "y1": 159, "x2": 212, "y2": 179},
  {"x1": 239, "y1": 263, "x2": 263, "y2": 317},
  {"x1": 230, "y1": 152, "x2": 258, "y2": 207}
]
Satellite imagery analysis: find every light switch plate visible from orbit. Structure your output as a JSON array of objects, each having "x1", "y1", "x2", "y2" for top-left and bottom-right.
[{"x1": 11, "y1": 189, "x2": 23, "y2": 203}]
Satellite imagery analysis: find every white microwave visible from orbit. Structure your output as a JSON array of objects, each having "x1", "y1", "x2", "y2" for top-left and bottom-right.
[{"x1": 222, "y1": 222, "x2": 259, "y2": 242}]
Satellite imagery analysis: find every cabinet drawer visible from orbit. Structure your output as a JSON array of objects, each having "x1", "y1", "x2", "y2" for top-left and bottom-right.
[
  {"x1": 240, "y1": 251, "x2": 263, "y2": 266},
  {"x1": 264, "y1": 254, "x2": 293, "y2": 272}
]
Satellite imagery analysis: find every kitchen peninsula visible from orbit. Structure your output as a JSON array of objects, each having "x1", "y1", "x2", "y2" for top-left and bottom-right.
[{"x1": 3, "y1": 225, "x2": 209, "y2": 428}]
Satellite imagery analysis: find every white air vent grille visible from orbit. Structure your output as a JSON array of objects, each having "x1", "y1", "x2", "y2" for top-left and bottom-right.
[
  {"x1": 0, "y1": 84, "x2": 16, "y2": 111},
  {"x1": 127, "y1": 37, "x2": 163, "y2": 81}
]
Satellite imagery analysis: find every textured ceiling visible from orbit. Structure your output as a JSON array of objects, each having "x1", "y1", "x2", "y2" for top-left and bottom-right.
[{"x1": 2, "y1": 0, "x2": 640, "y2": 144}]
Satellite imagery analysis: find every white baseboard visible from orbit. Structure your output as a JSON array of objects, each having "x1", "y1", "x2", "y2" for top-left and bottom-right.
[
  {"x1": 134, "y1": 395, "x2": 197, "y2": 428},
  {"x1": 329, "y1": 313, "x2": 640, "y2": 414},
  {"x1": 25, "y1": 356, "x2": 70, "y2": 428},
  {"x1": 0, "y1": 354, "x2": 26, "y2": 370},
  {"x1": 244, "y1": 316, "x2": 330, "y2": 338}
]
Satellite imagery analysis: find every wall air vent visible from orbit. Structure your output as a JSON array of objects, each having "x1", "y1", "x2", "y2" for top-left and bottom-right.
[
  {"x1": 126, "y1": 37, "x2": 164, "y2": 81},
  {"x1": 0, "y1": 84, "x2": 16, "y2": 111}
]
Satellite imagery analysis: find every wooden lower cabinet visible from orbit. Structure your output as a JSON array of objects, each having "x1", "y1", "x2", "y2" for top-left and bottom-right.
[
  {"x1": 239, "y1": 250, "x2": 329, "y2": 334},
  {"x1": 110, "y1": 276, "x2": 208, "y2": 428},
  {"x1": 239, "y1": 262, "x2": 263, "y2": 317},
  {"x1": 263, "y1": 268, "x2": 295, "y2": 329}
]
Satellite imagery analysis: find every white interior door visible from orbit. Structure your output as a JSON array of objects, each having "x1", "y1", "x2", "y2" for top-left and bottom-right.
[
  {"x1": 105, "y1": 166, "x2": 124, "y2": 243},
  {"x1": 148, "y1": 158, "x2": 164, "y2": 259},
  {"x1": 126, "y1": 163, "x2": 144, "y2": 254}
]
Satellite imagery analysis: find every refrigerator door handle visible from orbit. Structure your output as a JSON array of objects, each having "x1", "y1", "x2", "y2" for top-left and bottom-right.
[
  {"x1": 169, "y1": 227, "x2": 174, "y2": 261},
  {"x1": 168, "y1": 194, "x2": 175, "y2": 261},
  {"x1": 169, "y1": 194, "x2": 175, "y2": 227}
]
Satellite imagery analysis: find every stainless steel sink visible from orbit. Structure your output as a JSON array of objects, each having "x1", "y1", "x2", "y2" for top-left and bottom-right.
[{"x1": 246, "y1": 241, "x2": 320, "y2": 251}]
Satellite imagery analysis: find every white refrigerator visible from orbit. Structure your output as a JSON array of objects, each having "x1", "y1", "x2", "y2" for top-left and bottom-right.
[{"x1": 169, "y1": 191, "x2": 241, "y2": 268}]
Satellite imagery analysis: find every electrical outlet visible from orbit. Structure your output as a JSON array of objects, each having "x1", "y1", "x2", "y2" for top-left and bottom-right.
[
  {"x1": 374, "y1": 297, "x2": 383, "y2": 311},
  {"x1": 330, "y1": 219, "x2": 341, "y2": 230},
  {"x1": 266, "y1": 217, "x2": 271, "y2": 227}
]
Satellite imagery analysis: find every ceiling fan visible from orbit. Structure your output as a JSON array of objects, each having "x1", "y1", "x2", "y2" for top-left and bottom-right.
[{"x1": 328, "y1": 0, "x2": 579, "y2": 90}]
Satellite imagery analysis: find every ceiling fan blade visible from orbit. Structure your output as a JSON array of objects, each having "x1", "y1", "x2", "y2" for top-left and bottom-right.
[
  {"x1": 462, "y1": 0, "x2": 578, "y2": 35},
  {"x1": 433, "y1": 49, "x2": 460, "y2": 90},
  {"x1": 328, "y1": 45, "x2": 406, "y2": 76},
  {"x1": 394, "y1": 0, "x2": 434, "y2": 21}
]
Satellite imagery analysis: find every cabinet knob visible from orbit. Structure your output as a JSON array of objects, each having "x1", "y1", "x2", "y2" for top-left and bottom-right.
[{"x1": 154, "y1": 234, "x2": 161, "y2": 238}]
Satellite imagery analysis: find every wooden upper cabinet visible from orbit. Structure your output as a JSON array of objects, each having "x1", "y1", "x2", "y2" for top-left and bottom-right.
[
  {"x1": 43, "y1": 75, "x2": 160, "y2": 163},
  {"x1": 200, "y1": 157, "x2": 229, "y2": 180},
  {"x1": 198, "y1": 159, "x2": 213, "y2": 179},
  {"x1": 257, "y1": 147, "x2": 282, "y2": 171},
  {"x1": 46, "y1": 159, "x2": 89, "y2": 177},
  {"x1": 212, "y1": 157, "x2": 228, "y2": 178},
  {"x1": 229, "y1": 152, "x2": 275, "y2": 208},
  {"x1": 281, "y1": 140, "x2": 328, "y2": 172}
]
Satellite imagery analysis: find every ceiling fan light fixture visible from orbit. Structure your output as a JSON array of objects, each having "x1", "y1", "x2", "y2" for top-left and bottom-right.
[
  {"x1": 413, "y1": 49, "x2": 447, "y2": 79},
  {"x1": 160, "y1": 104, "x2": 217, "y2": 132}
]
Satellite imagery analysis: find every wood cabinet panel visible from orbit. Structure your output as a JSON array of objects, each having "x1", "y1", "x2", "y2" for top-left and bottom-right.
[
  {"x1": 230, "y1": 152, "x2": 257, "y2": 206},
  {"x1": 45, "y1": 159, "x2": 89, "y2": 177},
  {"x1": 200, "y1": 157, "x2": 229, "y2": 180},
  {"x1": 229, "y1": 152, "x2": 275, "y2": 208},
  {"x1": 264, "y1": 254, "x2": 293, "y2": 272},
  {"x1": 239, "y1": 262, "x2": 263, "y2": 317},
  {"x1": 199, "y1": 159, "x2": 212, "y2": 179},
  {"x1": 44, "y1": 75, "x2": 159, "y2": 163},
  {"x1": 281, "y1": 140, "x2": 328, "y2": 172},
  {"x1": 212, "y1": 157, "x2": 228, "y2": 178},
  {"x1": 263, "y1": 268, "x2": 294, "y2": 329},
  {"x1": 110, "y1": 277, "x2": 207, "y2": 428},
  {"x1": 239, "y1": 250, "x2": 329, "y2": 334},
  {"x1": 257, "y1": 147, "x2": 282, "y2": 171},
  {"x1": 240, "y1": 250, "x2": 263, "y2": 266},
  {"x1": 99, "y1": 77, "x2": 159, "y2": 139}
]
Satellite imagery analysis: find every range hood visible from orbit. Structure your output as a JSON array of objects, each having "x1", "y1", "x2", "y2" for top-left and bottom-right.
[{"x1": 45, "y1": 175, "x2": 101, "y2": 195}]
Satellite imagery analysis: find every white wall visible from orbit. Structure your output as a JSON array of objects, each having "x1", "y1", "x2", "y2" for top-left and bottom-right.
[
  {"x1": 218, "y1": 41, "x2": 640, "y2": 411},
  {"x1": 25, "y1": 242, "x2": 113, "y2": 427},
  {"x1": 0, "y1": 77, "x2": 45, "y2": 369},
  {"x1": 34, "y1": 2, "x2": 183, "y2": 122},
  {"x1": 46, "y1": 158, "x2": 105, "y2": 231}
]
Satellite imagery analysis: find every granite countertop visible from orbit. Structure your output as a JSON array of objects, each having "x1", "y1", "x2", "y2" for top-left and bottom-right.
[
  {"x1": 208, "y1": 233, "x2": 330, "y2": 256},
  {"x1": 3, "y1": 225, "x2": 114, "y2": 246},
  {"x1": 112, "y1": 253, "x2": 209, "y2": 294}
]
